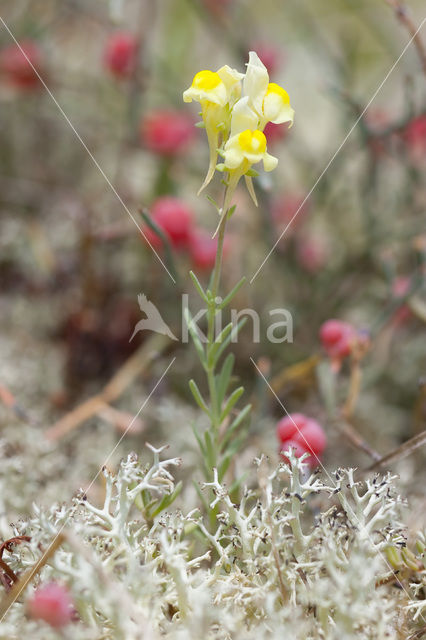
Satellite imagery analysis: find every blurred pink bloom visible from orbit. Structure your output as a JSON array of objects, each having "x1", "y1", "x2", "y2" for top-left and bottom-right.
[
  {"x1": 141, "y1": 110, "x2": 195, "y2": 156},
  {"x1": 252, "y1": 43, "x2": 282, "y2": 75},
  {"x1": 277, "y1": 413, "x2": 326, "y2": 468},
  {"x1": 188, "y1": 229, "x2": 229, "y2": 270},
  {"x1": 0, "y1": 40, "x2": 43, "y2": 90},
  {"x1": 271, "y1": 194, "x2": 309, "y2": 237},
  {"x1": 143, "y1": 197, "x2": 194, "y2": 250},
  {"x1": 27, "y1": 582, "x2": 74, "y2": 629},
  {"x1": 296, "y1": 234, "x2": 329, "y2": 272},
  {"x1": 103, "y1": 32, "x2": 139, "y2": 78},
  {"x1": 263, "y1": 121, "x2": 289, "y2": 147},
  {"x1": 404, "y1": 115, "x2": 426, "y2": 158},
  {"x1": 319, "y1": 319, "x2": 356, "y2": 362}
]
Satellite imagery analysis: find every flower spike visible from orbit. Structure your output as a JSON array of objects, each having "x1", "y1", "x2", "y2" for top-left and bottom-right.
[{"x1": 183, "y1": 51, "x2": 293, "y2": 206}]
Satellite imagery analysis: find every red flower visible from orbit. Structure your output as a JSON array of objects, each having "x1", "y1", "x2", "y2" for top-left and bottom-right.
[
  {"x1": 319, "y1": 319, "x2": 356, "y2": 361},
  {"x1": 0, "y1": 40, "x2": 43, "y2": 90},
  {"x1": 141, "y1": 110, "x2": 195, "y2": 156},
  {"x1": 252, "y1": 43, "x2": 282, "y2": 75},
  {"x1": 188, "y1": 229, "x2": 230, "y2": 270},
  {"x1": 263, "y1": 121, "x2": 288, "y2": 147},
  {"x1": 271, "y1": 194, "x2": 309, "y2": 237},
  {"x1": 404, "y1": 114, "x2": 426, "y2": 157},
  {"x1": 277, "y1": 413, "x2": 326, "y2": 468},
  {"x1": 296, "y1": 234, "x2": 329, "y2": 273},
  {"x1": 27, "y1": 582, "x2": 74, "y2": 628},
  {"x1": 103, "y1": 32, "x2": 139, "y2": 78},
  {"x1": 143, "y1": 197, "x2": 193, "y2": 250}
]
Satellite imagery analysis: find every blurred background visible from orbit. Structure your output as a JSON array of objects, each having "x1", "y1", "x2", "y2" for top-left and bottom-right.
[{"x1": 0, "y1": 0, "x2": 425, "y2": 519}]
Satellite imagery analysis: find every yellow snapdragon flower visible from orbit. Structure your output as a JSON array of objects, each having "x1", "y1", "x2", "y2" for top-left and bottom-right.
[
  {"x1": 223, "y1": 129, "x2": 277, "y2": 172},
  {"x1": 243, "y1": 51, "x2": 294, "y2": 128},
  {"x1": 183, "y1": 51, "x2": 294, "y2": 234},
  {"x1": 183, "y1": 65, "x2": 243, "y2": 193}
]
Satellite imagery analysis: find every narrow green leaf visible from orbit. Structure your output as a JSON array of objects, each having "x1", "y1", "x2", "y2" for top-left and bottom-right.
[
  {"x1": 225, "y1": 433, "x2": 245, "y2": 458},
  {"x1": 215, "y1": 317, "x2": 247, "y2": 363},
  {"x1": 221, "y1": 403, "x2": 252, "y2": 451},
  {"x1": 189, "y1": 270, "x2": 209, "y2": 303},
  {"x1": 141, "y1": 489, "x2": 151, "y2": 508},
  {"x1": 216, "y1": 353, "x2": 235, "y2": 408},
  {"x1": 191, "y1": 422, "x2": 206, "y2": 455},
  {"x1": 149, "y1": 481, "x2": 183, "y2": 518},
  {"x1": 184, "y1": 307, "x2": 207, "y2": 368},
  {"x1": 220, "y1": 386, "x2": 244, "y2": 422},
  {"x1": 218, "y1": 452, "x2": 233, "y2": 482},
  {"x1": 189, "y1": 380, "x2": 210, "y2": 416},
  {"x1": 229, "y1": 471, "x2": 249, "y2": 496},
  {"x1": 139, "y1": 209, "x2": 178, "y2": 281},
  {"x1": 207, "y1": 321, "x2": 234, "y2": 367},
  {"x1": 206, "y1": 195, "x2": 220, "y2": 211},
  {"x1": 219, "y1": 277, "x2": 246, "y2": 309}
]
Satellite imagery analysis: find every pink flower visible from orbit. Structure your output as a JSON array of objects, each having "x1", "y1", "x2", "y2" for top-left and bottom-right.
[
  {"x1": 188, "y1": 229, "x2": 229, "y2": 270},
  {"x1": 103, "y1": 32, "x2": 139, "y2": 78},
  {"x1": 296, "y1": 234, "x2": 329, "y2": 273},
  {"x1": 143, "y1": 197, "x2": 193, "y2": 250},
  {"x1": 319, "y1": 319, "x2": 356, "y2": 362},
  {"x1": 263, "y1": 121, "x2": 289, "y2": 147},
  {"x1": 0, "y1": 40, "x2": 43, "y2": 90},
  {"x1": 277, "y1": 413, "x2": 326, "y2": 468},
  {"x1": 141, "y1": 110, "x2": 195, "y2": 156},
  {"x1": 271, "y1": 194, "x2": 309, "y2": 237},
  {"x1": 404, "y1": 114, "x2": 426, "y2": 157},
  {"x1": 27, "y1": 582, "x2": 74, "y2": 628},
  {"x1": 251, "y1": 43, "x2": 282, "y2": 75}
]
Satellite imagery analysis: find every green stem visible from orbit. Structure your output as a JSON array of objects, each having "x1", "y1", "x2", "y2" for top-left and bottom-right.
[{"x1": 206, "y1": 186, "x2": 232, "y2": 449}]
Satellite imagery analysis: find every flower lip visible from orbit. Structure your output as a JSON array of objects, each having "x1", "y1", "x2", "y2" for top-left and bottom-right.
[
  {"x1": 238, "y1": 129, "x2": 267, "y2": 154},
  {"x1": 193, "y1": 70, "x2": 222, "y2": 91},
  {"x1": 183, "y1": 70, "x2": 228, "y2": 107}
]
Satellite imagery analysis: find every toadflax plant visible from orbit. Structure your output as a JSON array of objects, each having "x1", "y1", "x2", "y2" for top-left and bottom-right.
[
  {"x1": 182, "y1": 52, "x2": 294, "y2": 496},
  {"x1": 2, "y1": 51, "x2": 426, "y2": 640}
]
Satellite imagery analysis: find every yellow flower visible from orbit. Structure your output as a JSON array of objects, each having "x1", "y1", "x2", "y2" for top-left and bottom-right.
[
  {"x1": 223, "y1": 129, "x2": 277, "y2": 172},
  {"x1": 183, "y1": 51, "x2": 294, "y2": 230},
  {"x1": 244, "y1": 51, "x2": 294, "y2": 127},
  {"x1": 183, "y1": 66, "x2": 243, "y2": 193},
  {"x1": 183, "y1": 70, "x2": 228, "y2": 106},
  {"x1": 215, "y1": 127, "x2": 277, "y2": 228}
]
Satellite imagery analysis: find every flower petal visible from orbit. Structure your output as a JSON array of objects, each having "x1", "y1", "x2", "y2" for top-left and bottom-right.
[
  {"x1": 244, "y1": 51, "x2": 269, "y2": 116},
  {"x1": 262, "y1": 83, "x2": 295, "y2": 125},
  {"x1": 262, "y1": 151, "x2": 278, "y2": 172},
  {"x1": 230, "y1": 97, "x2": 259, "y2": 137},
  {"x1": 217, "y1": 65, "x2": 244, "y2": 90},
  {"x1": 183, "y1": 70, "x2": 228, "y2": 106}
]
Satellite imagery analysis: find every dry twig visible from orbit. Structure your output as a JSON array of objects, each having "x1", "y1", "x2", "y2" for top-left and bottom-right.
[
  {"x1": 385, "y1": 0, "x2": 426, "y2": 76},
  {"x1": 45, "y1": 333, "x2": 169, "y2": 441}
]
